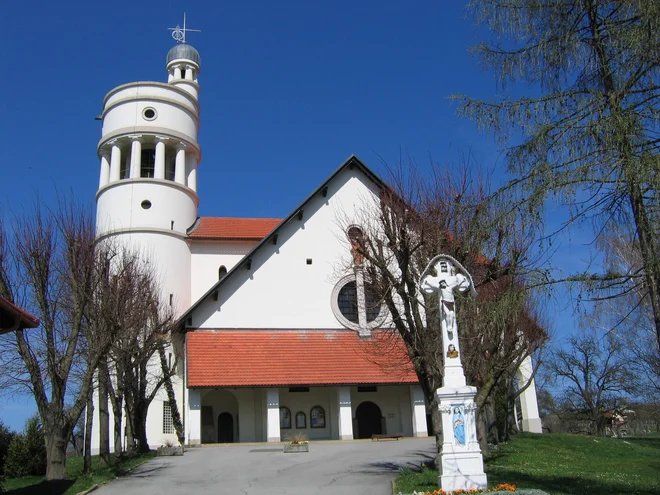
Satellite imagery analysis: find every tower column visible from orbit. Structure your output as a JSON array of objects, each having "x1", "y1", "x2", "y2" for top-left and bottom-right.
[
  {"x1": 266, "y1": 388, "x2": 280, "y2": 442},
  {"x1": 337, "y1": 387, "x2": 353, "y2": 440},
  {"x1": 186, "y1": 155, "x2": 197, "y2": 192},
  {"x1": 109, "y1": 144, "x2": 121, "y2": 182},
  {"x1": 410, "y1": 384, "x2": 429, "y2": 437},
  {"x1": 518, "y1": 356, "x2": 543, "y2": 433},
  {"x1": 175, "y1": 147, "x2": 186, "y2": 185},
  {"x1": 130, "y1": 139, "x2": 142, "y2": 179},
  {"x1": 99, "y1": 152, "x2": 110, "y2": 188},
  {"x1": 155, "y1": 140, "x2": 166, "y2": 180}
]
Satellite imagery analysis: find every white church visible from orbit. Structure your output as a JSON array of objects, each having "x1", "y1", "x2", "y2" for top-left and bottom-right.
[{"x1": 91, "y1": 35, "x2": 542, "y2": 451}]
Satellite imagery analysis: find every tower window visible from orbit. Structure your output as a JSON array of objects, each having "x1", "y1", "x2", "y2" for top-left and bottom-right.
[
  {"x1": 165, "y1": 153, "x2": 176, "y2": 181},
  {"x1": 218, "y1": 265, "x2": 227, "y2": 279},
  {"x1": 141, "y1": 200, "x2": 152, "y2": 210},
  {"x1": 120, "y1": 152, "x2": 130, "y2": 179},
  {"x1": 141, "y1": 149, "x2": 155, "y2": 178}
]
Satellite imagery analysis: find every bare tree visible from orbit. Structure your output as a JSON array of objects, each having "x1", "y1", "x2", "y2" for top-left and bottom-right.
[
  {"x1": 85, "y1": 247, "x2": 179, "y2": 455},
  {"x1": 341, "y1": 159, "x2": 548, "y2": 452},
  {"x1": 545, "y1": 330, "x2": 636, "y2": 436},
  {"x1": 0, "y1": 201, "x2": 122, "y2": 480}
]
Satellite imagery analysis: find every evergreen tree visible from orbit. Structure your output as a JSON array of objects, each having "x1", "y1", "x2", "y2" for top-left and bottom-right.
[{"x1": 455, "y1": 0, "x2": 660, "y2": 349}]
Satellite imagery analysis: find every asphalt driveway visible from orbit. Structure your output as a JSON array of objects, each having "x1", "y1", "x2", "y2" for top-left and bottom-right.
[{"x1": 94, "y1": 438, "x2": 436, "y2": 494}]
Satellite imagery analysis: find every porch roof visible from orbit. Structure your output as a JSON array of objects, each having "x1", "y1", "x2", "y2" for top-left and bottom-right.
[{"x1": 187, "y1": 330, "x2": 419, "y2": 387}]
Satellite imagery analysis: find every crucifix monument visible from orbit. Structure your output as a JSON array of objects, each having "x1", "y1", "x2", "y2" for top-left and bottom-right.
[{"x1": 420, "y1": 255, "x2": 488, "y2": 492}]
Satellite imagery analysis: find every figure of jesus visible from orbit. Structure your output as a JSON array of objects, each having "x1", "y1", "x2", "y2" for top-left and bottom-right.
[{"x1": 420, "y1": 259, "x2": 471, "y2": 340}]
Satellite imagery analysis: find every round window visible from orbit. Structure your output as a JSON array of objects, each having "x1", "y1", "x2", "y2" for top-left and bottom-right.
[
  {"x1": 142, "y1": 107, "x2": 157, "y2": 121},
  {"x1": 332, "y1": 274, "x2": 385, "y2": 331},
  {"x1": 141, "y1": 200, "x2": 152, "y2": 210}
]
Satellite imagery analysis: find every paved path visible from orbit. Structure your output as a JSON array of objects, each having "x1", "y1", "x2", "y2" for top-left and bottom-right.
[{"x1": 95, "y1": 438, "x2": 436, "y2": 494}]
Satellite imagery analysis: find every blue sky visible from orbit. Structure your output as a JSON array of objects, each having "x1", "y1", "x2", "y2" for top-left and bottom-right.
[{"x1": 1, "y1": 1, "x2": 587, "y2": 431}]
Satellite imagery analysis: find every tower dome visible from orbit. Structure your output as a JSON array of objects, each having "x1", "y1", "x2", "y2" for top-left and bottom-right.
[{"x1": 166, "y1": 43, "x2": 201, "y2": 67}]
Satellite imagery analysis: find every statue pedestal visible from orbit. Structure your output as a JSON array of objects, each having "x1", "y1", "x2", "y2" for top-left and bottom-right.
[{"x1": 436, "y1": 386, "x2": 487, "y2": 493}]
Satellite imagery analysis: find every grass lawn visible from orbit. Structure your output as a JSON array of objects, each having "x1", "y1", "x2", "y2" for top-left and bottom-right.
[
  {"x1": 395, "y1": 433, "x2": 660, "y2": 495},
  {"x1": 2, "y1": 451, "x2": 156, "y2": 494}
]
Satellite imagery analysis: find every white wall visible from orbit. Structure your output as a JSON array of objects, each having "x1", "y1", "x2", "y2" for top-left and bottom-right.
[
  {"x1": 191, "y1": 168, "x2": 381, "y2": 329},
  {"x1": 189, "y1": 240, "x2": 258, "y2": 302}
]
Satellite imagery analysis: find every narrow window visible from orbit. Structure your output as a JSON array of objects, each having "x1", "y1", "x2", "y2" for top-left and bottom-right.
[
  {"x1": 163, "y1": 402, "x2": 174, "y2": 434},
  {"x1": 120, "y1": 153, "x2": 130, "y2": 179},
  {"x1": 310, "y1": 406, "x2": 326, "y2": 429},
  {"x1": 280, "y1": 407, "x2": 291, "y2": 429},
  {"x1": 141, "y1": 148, "x2": 156, "y2": 178},
  {"x1": 165, "y1": 153, "x2": 176, "y2": 181},
  {"x1": 218, "y1": 265, "x2": 228, "y2": 279},
  {"x1": 347, "y1": 226, "x2": 364, "y2": 264}
]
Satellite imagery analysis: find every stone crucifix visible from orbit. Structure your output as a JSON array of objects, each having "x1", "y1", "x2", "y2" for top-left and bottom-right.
[
  {"x1": 419, "y1": 254, "x2": 487, "y2": 492},
  {"x1": 419, "y1": 255, "x2": 476, "y2": 388}
]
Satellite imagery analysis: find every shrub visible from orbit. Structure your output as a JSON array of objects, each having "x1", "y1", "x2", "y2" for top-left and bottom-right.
[
  {"x1": 0, "y1": 421, "x2": 16, "y2": 476},
  {"x1": 4, "y1": 416, "x2": 46, "y2": 478},
  {"x1": 286, "y1": 432, "x2": 309, "y2": 445}
]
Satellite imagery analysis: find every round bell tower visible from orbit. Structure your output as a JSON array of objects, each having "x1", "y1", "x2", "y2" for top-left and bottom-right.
[{"x1": 95, "y1": 38, "x2": 202, "y2": 315}]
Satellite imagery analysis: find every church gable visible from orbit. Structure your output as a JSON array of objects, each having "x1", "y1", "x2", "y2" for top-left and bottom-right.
[{"x1": 187, "y1": 158, "x2": 384, "y2": 331}]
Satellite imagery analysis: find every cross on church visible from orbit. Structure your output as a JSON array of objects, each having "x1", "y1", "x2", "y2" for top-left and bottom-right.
[{"x1": 168, "y1": 13, "x2": 201, "y2": 44}]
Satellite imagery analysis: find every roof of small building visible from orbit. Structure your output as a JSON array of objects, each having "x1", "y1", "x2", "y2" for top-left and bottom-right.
[
  {"x1": 0, "y1": 297, "x2": 40, "y2": 334},
  {"x1": 187, "y1": 330, "x2": 418, "y2": 387},
  {"x1": 188, "y1": 217, "x2": 281, "y2": 240}
]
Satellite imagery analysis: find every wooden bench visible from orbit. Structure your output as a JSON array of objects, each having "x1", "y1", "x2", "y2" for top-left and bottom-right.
[{"x1": 371, "y1": 433, "x2": 404, "y2": 441}]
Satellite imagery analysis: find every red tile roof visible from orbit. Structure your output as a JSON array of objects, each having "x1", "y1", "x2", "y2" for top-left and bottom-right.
[
  {"x1": 0, "y1": 297, "x2": 40, "y2": 334},
  {"x1": 188, "y1": 217, "x2": 281, "y2": 240},
  {"x1": 187, "y1": 330, "x2": 418, "y2": 387}
]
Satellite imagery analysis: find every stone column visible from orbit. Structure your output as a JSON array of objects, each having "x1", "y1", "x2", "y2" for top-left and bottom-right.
[
  {"x1": 186, "y1": 155, "x2": 197, "y2": 192},
  {"x1": 354, "y1": 266, "x2": 370, "y2": 337},
  {"x1": 410, "y1": 385, "x2": 428, "y2": 437},
  {"x1": 130, "y1": 139, "x2": 142, "y2": 179},
  {"x1": 187, "y1": 389, "x2": 201, "y2": 446},
  {"x1": 99, "y1": 152, "x2": 110, "y2": 188},
  {"x1": 109, "y1": 144, "x2": 121, "y2": 182},
  {"x1": 155, "y1": 140, "x2": 166, "y2": 180},
  {"x1": 266, "y1": 388, "x2": 280, "y2": 442},
  {"x1": 175, "y1": 147, "x2": 186, "y2": 185},
  {"x1": 518, "y1": 355, "x2": 543, "y2": 433},
  {"x1": 337, "y1": 387, "x2": 353, "y2": 440}
]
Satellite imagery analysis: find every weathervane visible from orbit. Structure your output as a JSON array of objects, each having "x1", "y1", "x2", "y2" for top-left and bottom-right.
[{"x1": 168, "y1": 13, "x2": 201, "y2": 44}]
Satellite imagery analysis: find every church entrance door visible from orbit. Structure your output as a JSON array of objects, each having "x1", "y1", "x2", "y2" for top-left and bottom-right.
[
  {"x1": 356, "y1": 401, "x2": 383, "y2": 439},
  {"x1": 218, "y1": 412, "x2": 234, "y2": 443}
]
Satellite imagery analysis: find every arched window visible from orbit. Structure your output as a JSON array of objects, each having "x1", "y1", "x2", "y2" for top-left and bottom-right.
[
  {"x1": 280, "y1": 407, "x2": 291, "y2": 429},
  {"x1": 218, "y1": 265, "x2": 227, "y2": 279},
  {"x1": 295, "y1": 411, "x2": 306, "y2": 429},
  {"x1": 310, "y1": 406, "x2": 326, "y2": 429}
]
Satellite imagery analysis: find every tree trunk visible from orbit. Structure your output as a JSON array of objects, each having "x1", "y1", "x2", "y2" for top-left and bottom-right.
[
  {"x1": 158, "y1": 346, "x2": 184, "y2": 447},
  {"x1": 124, "y1": 401, "x2": 136, "y2": 454},
  {"x1": 113, "y1": 398, "x2": 123, "y2": 456},
  {"x1": 98, "y1": 358, "x2": 110, "y2": 465},
  {"x1": 135, "y1": 406, "x2": 150, "y2": 454},
  {"x1": 83, "y1": 391, "x2": 94, "y2": 474},
  {"x1": 45, "y1": 426, "x2": 70, "y2": 480}
]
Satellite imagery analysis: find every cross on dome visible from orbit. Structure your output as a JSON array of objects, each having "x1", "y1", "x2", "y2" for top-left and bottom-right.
[{"x1": 168, "y1": 13, "x2": 201, "y2": 44}]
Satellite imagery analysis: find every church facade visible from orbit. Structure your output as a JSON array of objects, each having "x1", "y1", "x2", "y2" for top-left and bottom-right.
[{"x1": 91, "y1": 40, "x2": 541, "y2": 451}]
